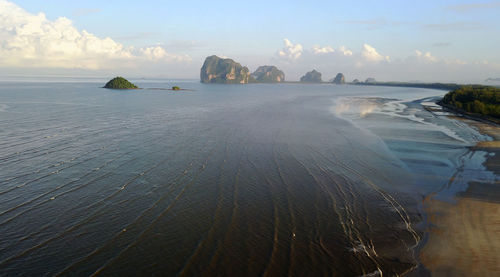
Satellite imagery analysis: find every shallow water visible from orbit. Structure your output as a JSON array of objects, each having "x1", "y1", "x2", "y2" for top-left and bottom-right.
[{"x1": 0, "y1": 81, "x2": 495, "y2": 276}]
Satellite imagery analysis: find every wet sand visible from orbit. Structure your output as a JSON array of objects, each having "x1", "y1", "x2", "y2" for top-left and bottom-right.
[
  {"x1": 420, "y1": 117, "x2": 500, "y2": 276},
  {"x1": 420, "y1": 197, "x2": 500, "y2": 276}
]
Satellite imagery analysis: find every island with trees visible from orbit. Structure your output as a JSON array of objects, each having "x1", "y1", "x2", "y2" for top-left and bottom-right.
[{"x1": 104, "y1": 77, "x2": 138, "y2": 89}]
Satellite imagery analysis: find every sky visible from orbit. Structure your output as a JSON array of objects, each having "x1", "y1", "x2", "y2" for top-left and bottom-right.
[{"x1": 1, "y1": 0, "x2": 500, "y2": 82}]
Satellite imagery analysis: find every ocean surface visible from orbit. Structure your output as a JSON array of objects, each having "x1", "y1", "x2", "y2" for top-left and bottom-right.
[{"x1": 0, "y1": 80, "x2": 496, "y2": 276}]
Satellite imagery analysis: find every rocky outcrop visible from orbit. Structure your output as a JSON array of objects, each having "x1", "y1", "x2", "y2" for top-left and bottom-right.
[
  {"x1": 332, "y1": 73, "x2": 345, "y2": 84},
  {"x1": 103, "y1": 77, "x2": 138, "y2": 89},
  {"x1": 200, "y1": 55, "x2": 253, "y2": 84},
  {"x1": 251, "y1": 66, "x2": 285, "y2": 83},
  {"x1": 352, "y1": 79, "x2": 360, "y2": 84},
  {"x1": 365, "y1": 77, "x2": 377, "y2": 83},
  {"x1": 300, "y1": 70, "x2": 322, "y2": 83}
]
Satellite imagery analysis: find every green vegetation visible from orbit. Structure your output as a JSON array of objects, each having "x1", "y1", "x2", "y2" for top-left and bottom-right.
[
  {"x1": 354, "y1": 81, "x2": 461, "y2": 91},
  {"x1": 104, "y1": 77, "x2": 138, "y2": 89},
  {"x1": 172, "y1": 86, "x2": 180, "y2": 90},
  {"x1": 353, "y1": 81, "x2": 500, "y2": 120},
  {"x1": 440, "y1": 85, "x2": 500, "y2": 119}
]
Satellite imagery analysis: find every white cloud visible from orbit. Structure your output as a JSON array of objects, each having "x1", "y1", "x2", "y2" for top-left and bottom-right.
[
  {"x1": 139, "y1": 46, "x2": 191, "y2": 62},
  {"x1": 338, "y1": 46, "x2": 353, "y2": 56},
  {"x1": 277, "y1": 38, "x2": 303, "y2": 60},
  {"x1": 361, "y1": 44, "x2": 389, "y2": 62},
  {"x1": 0, "y1": 0, "x2": 190, "y2": 69},
  {"x1": 415, "y1": 50, "x2": 437, "y2": 62},
  {"x1": 277, "y1": 39, "x2": 353, "y2": 59},
  {"x1": 312, "y1": 45, "x2": 334, "y2": 54},
  {"x1": 271, "y1": 39, "x2": 498, "y2": 83}
]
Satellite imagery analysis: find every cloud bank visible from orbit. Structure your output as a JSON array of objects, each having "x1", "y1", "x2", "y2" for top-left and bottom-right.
[
  {"x1": 0, "y1": 1, "x2": 498, "y2": 82},
  {"x1": 268, "y1": 38, "x2": 499, "y2": 82},
  {"x1": 276, "y1": 39, "x2": 354, "y2": 61},
  {"x1": 0, "y1": 0, "x2": 190, "y2": 70},
  {"x1": 275, "y1": 39, "x2": 380, "y2": 64},
  {"x1": 312, "y1": 45, "x2": 334, "y2": 54}
]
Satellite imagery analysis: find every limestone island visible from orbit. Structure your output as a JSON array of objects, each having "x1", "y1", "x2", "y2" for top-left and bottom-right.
[
  {"x1": 332, "y1": 73, "x2": 346, "y2": 84},
  {"x1": 200, "y1": 55, "x2": 255, "y2": 84},
  {"x1": 251, "y1": 66, "x2": 285, "y2": 83},
  {"x1": 365, "y1": 77, "x2": 377, "y2": 83},
  {"x1": 104, "y1": 77, "x2": 138, "y2": 89},
  {"x1": 300, "y1": 70, "x2": 322, "y2": 83}
]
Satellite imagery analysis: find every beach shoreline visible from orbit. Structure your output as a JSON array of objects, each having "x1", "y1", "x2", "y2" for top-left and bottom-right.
[
  {"x1": 417, "y1": 104, "x2": 500, "y2": 276},
  {"x1": 439, "y1": 102, "x2": 500, "y2": 125}
]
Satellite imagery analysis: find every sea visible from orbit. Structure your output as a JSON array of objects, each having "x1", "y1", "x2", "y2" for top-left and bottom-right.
[{"x1": 0, "y1": 79, "x2": 497, "y2": 276}]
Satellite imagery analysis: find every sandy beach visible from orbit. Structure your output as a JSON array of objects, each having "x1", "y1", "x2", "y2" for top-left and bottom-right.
[{"x1": 420, "y1": 116, "x2": 500, "y2": 276}]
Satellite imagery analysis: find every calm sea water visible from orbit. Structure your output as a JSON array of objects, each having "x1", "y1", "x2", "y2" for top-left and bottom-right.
[{"x1": 0, "y1": 80, "x2": 493, "y2": 276}]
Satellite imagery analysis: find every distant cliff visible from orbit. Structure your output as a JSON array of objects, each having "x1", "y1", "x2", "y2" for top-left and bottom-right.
[
  {"x1": 300, "y1": 70, "x2": 322, "y2": 83},
  {"x1": 332, "y1": 73, "x2": 345, "y2": 84},
  {"x1": 251, "y1": 66, "x2": 285, "y2": 83},
  {"x1": 200, "y1": 55, "x2": 254, "y2": 84}
]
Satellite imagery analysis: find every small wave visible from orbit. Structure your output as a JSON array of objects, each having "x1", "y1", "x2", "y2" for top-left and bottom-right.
[
  {"x1": 334, "y1": 97, "x2": 469, "y2": 144},
  {"x1": 384, "y1": 100, "x2": 469, "y2": 143},
  {"x1": 358, "y1": 270, "x2": 382, "y2": 277}
]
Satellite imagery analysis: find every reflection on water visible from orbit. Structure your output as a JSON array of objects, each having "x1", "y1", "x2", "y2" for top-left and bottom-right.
[
  {"x1": 331, "y1": 97, "x2": 380, "y2": 118},
  {"x1": 0, "y1": 81, "x2": 496, "y2": 276}
]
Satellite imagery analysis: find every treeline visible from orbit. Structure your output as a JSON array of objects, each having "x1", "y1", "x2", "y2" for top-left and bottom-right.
[
  {"x1": 354, "y1": 82, "x2": 461, "y2": 91},
  {"x1": 440, "y1": 85, "x2": 500, "y2": 119}
]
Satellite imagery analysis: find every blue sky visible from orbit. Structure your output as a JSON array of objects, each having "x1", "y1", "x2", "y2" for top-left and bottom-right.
[{"x1": 1, "y1": 0, "x2": 500, "y2": 82}]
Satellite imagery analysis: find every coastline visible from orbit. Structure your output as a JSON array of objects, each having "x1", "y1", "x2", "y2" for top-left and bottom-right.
[
  {"x1": 437, "y1": 101, "x2": 500, "y2": 125},
  {"x1": 352, "y1": 81, "x2": 461, "y2": 91},
  {"x1": 452, "y1": 115, "x2": 500, "y2": 148},
  {"x1": 418, "y1": 104, "x2": 500, "y2": 276}
]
